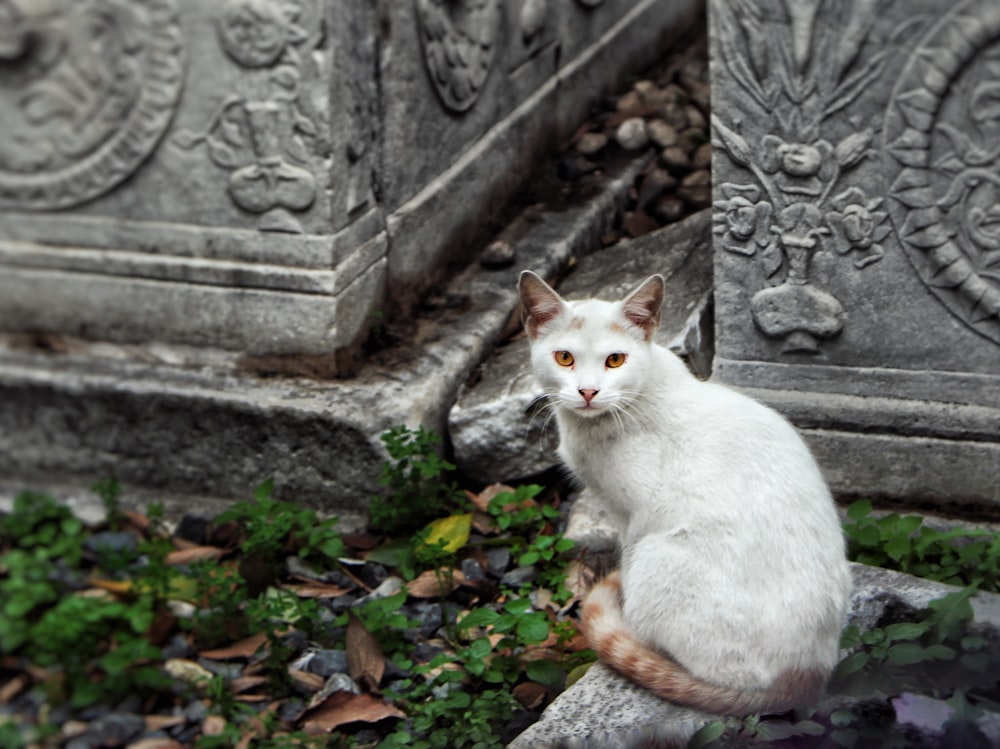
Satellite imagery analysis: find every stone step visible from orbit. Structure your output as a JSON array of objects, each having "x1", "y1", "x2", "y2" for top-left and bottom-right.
[
  {"x1": 0, "y1": 154, "x2": 653, "y2": 523},
  {"x1": 449, "y1": 208, "x2": 714, "y2": 486},
  {"x1": 509, "y1": 562, "x2": 1000, "y2": 748}
]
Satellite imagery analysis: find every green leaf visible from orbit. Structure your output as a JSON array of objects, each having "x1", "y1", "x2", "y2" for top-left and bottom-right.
[
  {"x1": 457, "y1": 608, "x2": 500, "y2": 630},
  {"x1": 504, "y1": 598, "x2": 532, "y2": 616},
  {"x1": 846, "y1": 499, "x2": 873, "y2": 522},
  {"x1": 834, "y1": 651, "x2": 869, "y2": 678},
  {"x1": 883, "y1": 622, "x2": 929, "y2": 642},
  {"x1": 565, "y1": 661, "x2": 593, "y2": 688},
  {"x1": 884, "y1": 534, "x2": 911, "y2": 562},
  {"x1": 525, "y1": 659, "x2": 564, "y2": 690},
  {"x1": 754, "y1": 720, "x2": 825, "y2": 741},
  {"x1": 516, "y1": 614, "x2": 549, "y2": 644},
  {"x1": 886, "y1": 643, "x2": 931, "y2": 665},
  {"x1": 253, "y1": 478, "x2": 274, "y2": 502},
  {"x1": 467, "y1": 637, "x2": 492, "y2": 660},
  {"x1": 688, "y1": 721, "x2": 726, "y2": 749}
]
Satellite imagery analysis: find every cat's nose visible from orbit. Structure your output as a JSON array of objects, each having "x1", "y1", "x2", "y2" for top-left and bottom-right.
[{"x1": 579, "y1": 389, "x2": 599, "y2": 405}]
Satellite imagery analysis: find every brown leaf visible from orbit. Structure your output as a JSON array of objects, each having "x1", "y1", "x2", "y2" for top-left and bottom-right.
[
  {"x1": 199, "y1": 632, "x2": 268, "y2": 660},
  {"x1": 0, "y1": 674, "x2": 28, "y2": 702},
  {"x1": 166, "y1": 546, "x2": 226, "y2": 566},
  {"x1": 144, "y1": 714, "x2": 187, "y2": 732},
  {"x1": 347, "y1": 612, "x2": 384, "y2": 690},
  {"x1": 123, "y1": 509, "x2": 151, "y2": 532},
  {"x1": 230, "y1": 675, "x2": 270, "y2": 694},
  {"x1": 289, "y1": 668, "x2": 325, "y2": 694},
  {"x1": 513, "y1": 681, "x2": 549, "y2": 710},
  {"x1": 405, "y1": 569, "x2": 466, "y2": 599},
  {"x1": 282, "y1": 581, "x2": 351, "y2": 599},
  {"x1": 126, "y1": 738, "x2": 185, "y2": 749},
  {"x1": 303, "y1": 692, "x2": 404, "y2": 733},
  {"x1": 468, "y1": 483, "x2": 517, "y2": 513}
]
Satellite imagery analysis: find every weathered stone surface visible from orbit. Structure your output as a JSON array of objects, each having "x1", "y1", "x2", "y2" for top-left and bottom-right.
[
  {"x1": 0, "y1": 154, "x2": 650, "y2": 520},
  {"x1": 0, "y1": 0, "x2": 702, "y2": 363},
  {"x1": 450, "y1": 209, "x2": 714, "y2": 485},
  {"x1": 510, "y1": 562, "x2": 1000, "y2": 748},
  {"x1": 709, "y1": 0, "x2": 1000, "y2": 510}
]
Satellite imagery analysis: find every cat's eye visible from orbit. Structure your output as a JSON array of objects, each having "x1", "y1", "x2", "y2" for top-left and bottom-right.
[
  {"x1": 605, "y1": 353, "x2": 627, "y2": 369},
  {"x1": 554, "y1": 350, "x2": 575, "y2": 367}
]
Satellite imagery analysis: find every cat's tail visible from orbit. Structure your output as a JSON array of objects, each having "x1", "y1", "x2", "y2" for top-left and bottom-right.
[{"x1": 580, "y1": 571, "x2": 825, "y2": 717}]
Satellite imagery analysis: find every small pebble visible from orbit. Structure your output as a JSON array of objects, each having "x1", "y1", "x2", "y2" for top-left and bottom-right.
[
  {"x1": 685, "y1": 104, "x2": 707, "y2": 131},
  {"x1": 485, "y1": 548, "x2": 511, "y2": 577},
  {"x1": 615, "y1": 90, "x2": 643, "y2": 115},
  {"x1": 646, "y1": 119, "x2": 678, "y2": 148},
  {"x1": 501, "y1": 565, "x2": 537, "y2": 588},
  {"x1": 637, "y1": 168, "x2": 677, "y2": 208},
  {"x1": 660, "y1": 101, "x2": 689, "y2": 130},
  {"x1": 85, "y1": 531, "x2": 137, "y2": 556},
  {"x1": 692, "y1": 142, "x2": 712, "y2": 171},
  {"x1": 614, "y1": 117, "x2": 649, "y2": 151},
  {"x1": 479, "y1": 240, "x2": 516, "y2": 270},
  {"x1": 460, "y1": 557, "x2": 486, "y2": 582},
  {"x1": 304, "y1": 648, "x2": 349, "y2": 677},
  {"x1": 653, "y1": 196, "x2": 687, "y2": 223},
  {"x1": 575, "y1": 131, "x2": 608, "y2": 156},
  {"x1": 660, "y1": 145, "x2": 692, "y2": 175},
  {"x1": 557, "y1": 152, "x2": 599, "y2": 180},
  {"x1": 623, "y1": 209, "x2": 659, "y2": 238},
  {"x1": 678, "y1": 127, "x2": 707, "y2": 155},
  {"x1": 677, "y1": 169, "x2": 712, "y2": 209}
]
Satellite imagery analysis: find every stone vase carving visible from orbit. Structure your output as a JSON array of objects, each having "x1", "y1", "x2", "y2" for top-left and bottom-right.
[{"x1": 710, "y1": 0, "x2": 895, "y2": 353}]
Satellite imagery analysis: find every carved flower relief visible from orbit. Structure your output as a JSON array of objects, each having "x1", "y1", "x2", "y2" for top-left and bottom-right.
[
  {"x1": 713, "y1": 183, "x2": 773, "y2": 256},
  {"x1": 826, "y1": 187, "x2": 891, "y2": 269},
  {"x1": 760, "y1": 136, "x2": 836, "y2": 198},
  {"x1": 216, "y1": 0, "x2": 309, "y2": 68}
]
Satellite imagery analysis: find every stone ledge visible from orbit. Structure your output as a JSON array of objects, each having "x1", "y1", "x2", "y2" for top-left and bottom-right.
[
  {"x1": 509, "y1": 563, "x2": 1000, "y2": 748},
  {"x1": 0, "y1": 155, "x2": 652, "y2": 521}
]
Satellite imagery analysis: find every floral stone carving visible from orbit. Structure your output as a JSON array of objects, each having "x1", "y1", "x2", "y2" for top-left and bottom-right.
[
  {"x1": 174, "y1": 0, "x2": 320, "y2": 233},
  {"x1": 0, "y1": 0, "x2": 184, "y2": 210},
  {"x1": 883, "y1": 0, "x2": 1000, "y2": 346},
  {"x1": 415, "y1": 0, "x2": 500, "y2": 114},
  {"x1": 711, "y1": 0, "x2": 897, "y2": 354}
]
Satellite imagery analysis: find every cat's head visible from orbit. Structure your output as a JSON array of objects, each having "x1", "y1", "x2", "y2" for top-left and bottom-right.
[{"x1": 518, "y1": 271, "x2": 664, "y2": 419}]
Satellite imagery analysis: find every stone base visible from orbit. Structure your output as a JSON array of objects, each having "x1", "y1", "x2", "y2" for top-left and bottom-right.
[
  {"x1": 0, "y1": 155, "x2": 648, "y2": 520},
  {"x1": 713, "y1": 359, "x2": 1000, "y2": 515}
]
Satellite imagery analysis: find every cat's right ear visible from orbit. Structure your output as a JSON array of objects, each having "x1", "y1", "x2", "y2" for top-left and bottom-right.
[{"x1": 518, "y1": 270, "x2": 566, "y2": 339}]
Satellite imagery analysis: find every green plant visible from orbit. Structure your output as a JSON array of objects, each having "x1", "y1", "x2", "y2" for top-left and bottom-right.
[
  {"x1": 370, "y1": 426, "x2": 466, "y2": 535},
  {"x1": 216, "y1": 480, "x2": 345, "y2": 567},
  {"x1": 843, "y1": 500, "x2": 1000, "y2": 591},
  {"x1": 487, "y1": 485, "x2": 575, "y2": 601}
]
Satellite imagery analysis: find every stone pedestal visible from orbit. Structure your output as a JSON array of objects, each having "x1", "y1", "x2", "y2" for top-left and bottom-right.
[
  {"x1": 709, "y1": 0, "x2": 1000, "y2": 512},
  {"x1": 0, "y1": 0, "x2": 701, "y2": 371}
]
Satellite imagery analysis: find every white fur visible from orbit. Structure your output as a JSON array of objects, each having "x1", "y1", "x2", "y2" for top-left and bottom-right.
[{"x1": 521, "y1": 273, "x2": 852, "y2": 691}]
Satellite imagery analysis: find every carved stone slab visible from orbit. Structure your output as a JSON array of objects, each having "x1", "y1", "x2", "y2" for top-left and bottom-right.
[
  {"x1": 0, "y1": 0, "x2": 701, "y2": 361},
  {"x1": 709, "y1": 0, "x2": 1000, "y2": 509}
]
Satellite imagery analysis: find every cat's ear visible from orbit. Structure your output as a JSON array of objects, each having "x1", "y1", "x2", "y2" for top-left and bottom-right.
[
  {"x1": 519, "y1": 270, "x2": 567, "y2": 339},
  {"x1": 622, "y1": 275, "x2": 665, "y2": 340}
]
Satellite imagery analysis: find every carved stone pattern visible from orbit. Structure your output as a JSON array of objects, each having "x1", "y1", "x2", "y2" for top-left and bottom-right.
[
  {"x1": 884, "y1": 0, "x2": 1000, "y2": 345},
  {"x1": 415, "y1": 0, "x2": 500, "y2": 114},
  {"x1": 173, "y1": 0, "x2": 320, "y2": 233},
  {"x1": 0, "y1": 0, "x2": 184, "y2": 210},
  {"x1": 711, "y1": 0, "x2": 893, "y2": 354}
]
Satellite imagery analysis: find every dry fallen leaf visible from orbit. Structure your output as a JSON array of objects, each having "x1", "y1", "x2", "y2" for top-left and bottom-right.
[
  {"x1": 289, "y1": 668, "x2": 325, "y2": 694},
  {"x1": 0, "y1": 674, "x2": 27, "y2": 703},
  {"x1": 202, "y1": 715, "x2": 227, "y2": 737},
  {"x1": 230, "y1": 675, "x2": 271, "y2": 694},
  {"x1": 126, "y1": 738, "x2": 185, "y2": 749},
  {"x1": 282, "y1": 581, "x2": 350, "y2": 599},
  {"x1": 303, "y1": 692, "x2": 405, "y2": 733},
  {"x1": 513, "y1": 681, "x2": 549, "y2": 710},
  {"x1": 165, "y1": 545, "x2": 226, "y2": 566},
  {"x1": 199, "y1": 632, "x2": 268, "y2": 661},
  {"x1": 347, "y1": 612, "x2": 384, "y2": 691},
  {"x1": 164, "y1": 658, "x2": 214, "y2": 688},
  {"x1": 467, "y1": 483, "x2": 516, "y2": 513},
  {"x1": 144, "y1": 714, "x2": 188, "y2": 732},
  {"x1": 405, "y1": 568, "x2": 466, "y2": 599}
]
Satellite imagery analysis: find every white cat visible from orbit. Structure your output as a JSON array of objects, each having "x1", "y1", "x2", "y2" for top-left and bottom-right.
[{"x1": 518, "y1": 270, "x2": 852, "y2": 716}]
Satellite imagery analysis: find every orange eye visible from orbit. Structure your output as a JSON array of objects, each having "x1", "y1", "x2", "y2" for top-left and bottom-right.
[
  {"x1": 554, "y1": 350, "x2": 575, "y2": 367},
  {"x1": 605, "y1": 353, "x2": 626, "y2": 369}
]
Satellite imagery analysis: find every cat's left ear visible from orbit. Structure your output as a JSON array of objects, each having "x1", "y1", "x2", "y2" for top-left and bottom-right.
[{"x1": 622, "y1": 275, "x2": 665, "y2": 341}]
